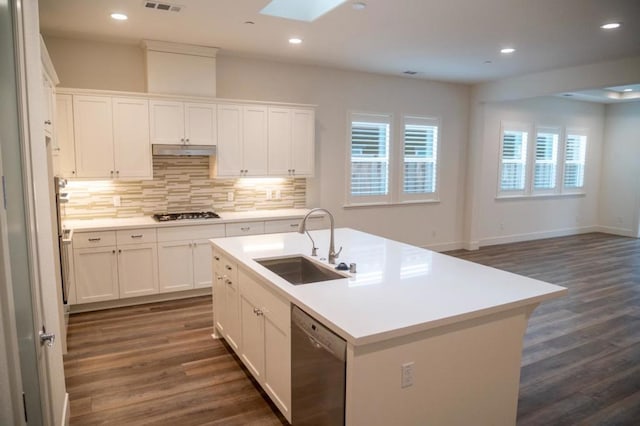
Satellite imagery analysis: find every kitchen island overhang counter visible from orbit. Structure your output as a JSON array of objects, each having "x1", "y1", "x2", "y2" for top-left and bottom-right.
[{"x1": 210, "y1": 228, "x2": 567, "y2": 425}]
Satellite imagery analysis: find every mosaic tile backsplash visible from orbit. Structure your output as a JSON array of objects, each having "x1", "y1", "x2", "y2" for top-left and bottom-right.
[{"x1": 62, "y1": 156, "x2": 307, "y2": 219}]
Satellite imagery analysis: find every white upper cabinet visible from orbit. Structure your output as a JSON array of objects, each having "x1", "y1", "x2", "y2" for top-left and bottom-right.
[
  {"x1": 150, "y1": 100, "x2": 216, "y2": 146},
  {"x1": 268, "y1": 107, "x2": 314, "y2": 177},
  {"x1": 55, "y1": 94, "x2": 76, "y2": 178},
  {"x1": 113, "y1": 98, "x2": 152, "y2": 179},
  {"x1": 73, "y1": 95, "x2": 115, "y2": 178},
  {"x1": 216, "y1": 104, "x2": 268, "y2": 177},
  {"x1": 72, "y1": 94, "x2": 152, "y2": 179},
  {"x1": 42, "y1": 73, "x2": 55, "y2": 138}
]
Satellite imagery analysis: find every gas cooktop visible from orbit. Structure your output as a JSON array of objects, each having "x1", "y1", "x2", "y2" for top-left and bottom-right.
[{"x1": 152, "y1": 211, "x2": 221, "y2": 222}]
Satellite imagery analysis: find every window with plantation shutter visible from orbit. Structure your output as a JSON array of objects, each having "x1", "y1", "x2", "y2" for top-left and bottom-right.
[
  {"x1": 499, "y1": 126, "x2": 528, "y2": 194},
  {"x1": 401, "y1": 117, "x2": 439, "y2": 201},
  {"x1": 349, "y1": 113, "x2": 391, "y2": 203},
  {"x1": 563, "y1": 131, "x2": 587, "y2": 190},
  {"x1": 533, "y1": 129, "x2": 559, "y2": 192}
]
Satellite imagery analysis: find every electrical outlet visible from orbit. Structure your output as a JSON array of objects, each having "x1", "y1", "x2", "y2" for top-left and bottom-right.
[
  {"x1": 401, "y1": 362, "x2": 414, "y2": 388},
  {"x1": 113, "y1": 195, "x2": 121, "y2": 207},
  {"x1": 275, "y1": 189, "x2": 281, "y2": 200},
  {"x1": 266, "y1": 189, "x2": 272, "y2": 200},
  {"x1": 227, "y1": 191, "x2": 234, "y2": 202}
]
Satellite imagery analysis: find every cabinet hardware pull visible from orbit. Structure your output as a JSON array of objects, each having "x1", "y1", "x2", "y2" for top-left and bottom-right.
[
  {"x1": 112, "y1": 249, "x2": 116, "y2": 254},
  {"x1": 110, "y1": 171, "x2": 114, "y2": 175},
  {"x1": 130, "y1": 234, "x2": 143, "y2": 238},
  {"x1": 44, "y1": 120, "x2": 52, "y2": 125},
  {"x1": 214, "y1": 256, "x2": 220, "y2": 261},
  {"x1": 255, "y1": 309, "x2": 264, "y2": 316},
  {"x1": 225, "y1": 279, "x2": 232, "y2": 285},
  {"x1": 118, "y1": 249, "x2": 122, "y2": 253},
  {"x1": 290, "y1": 224, "x2": 297, "y2": 227},
  {"x1": 241, "y1": 227, "x2": 250, "y2": 231},
  {"x1": 116, "y1": 170, "x2": 120, "y2": 175},
  {"x1": 185, "y1": 138, "x2": 189, "y2": 144},
  {"x1": 225, "y1": 265, "x2": 232, "y2": 271},
  {"x1": 217, "y1": 276, "x2": 223, "y2": 281},
  {"x1": 71, "y1": 171, "x2": 75, "y2": 174},
  {"x1": 88, "y1": 238, "x2": 101, "y2": 242}
]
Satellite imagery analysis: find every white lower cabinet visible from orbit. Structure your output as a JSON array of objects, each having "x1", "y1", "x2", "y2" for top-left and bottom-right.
[
  {"x1": 213, "y1": 251, "x2": 241, "y2": 351},
  {"x1": 237, "y1": 267, "x2": 291, "y2": 422},
  {"x1": 157, "y1": 225, "x2": 225, "y2": 293},
  {"x1": 74, "y1": 229, "x2": 159, "y2": 303}
]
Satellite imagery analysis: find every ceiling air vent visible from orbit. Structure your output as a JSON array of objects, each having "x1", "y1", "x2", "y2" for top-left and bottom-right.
[
  {"x1": 144, "y1": 1, "x2": 183, "y2": 13},
  {"x1": 403, "y1": 71, "x2": 418, "y2": 75}
]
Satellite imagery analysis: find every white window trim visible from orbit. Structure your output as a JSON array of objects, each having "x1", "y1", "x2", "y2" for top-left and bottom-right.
[
  {"x1": 497, "y1": 121, "x2": 530, "y2": 197},
  {"x1": 562, "y1": 127, "x2": 588, "y2": 194},
  {"x1": 346, "y1": 111, "x2": 393, "y2": 206},
  {"x1": 531, "y1": 125, "x2": 562, "y2": 196},
  {"x1": 398, "y1": 116, "x2": 441, "y2": 203}
]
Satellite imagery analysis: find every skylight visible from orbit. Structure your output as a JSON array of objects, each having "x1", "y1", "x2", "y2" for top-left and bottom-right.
[{"x1": 260, "y1": 0, "x2": 347, "y2": 22}]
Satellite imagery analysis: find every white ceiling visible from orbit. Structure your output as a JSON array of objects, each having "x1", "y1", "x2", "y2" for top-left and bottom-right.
[{"x1": 39, "y1": 0, "x2": 640, "y2": 84}]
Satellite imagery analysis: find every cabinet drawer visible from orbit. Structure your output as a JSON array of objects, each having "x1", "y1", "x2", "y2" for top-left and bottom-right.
[
  {"x1": 157, "y1": 224, "x2": 225, "y2": 242},
  {"x1": 264, "y1": 219, "x2": 301, "y2": 234},
  {"x1": 225, "y1": 221, "x2": 265, "y2": 237},
  {"x1": 73, "y1": 231, "x2": 116, "y2": 248},
  {"x1": 239, "y1": 268, "x2": 290, "y2": 332},
  {"x1": 116, "y1": 228, "x2": 157, "y2": 245}
]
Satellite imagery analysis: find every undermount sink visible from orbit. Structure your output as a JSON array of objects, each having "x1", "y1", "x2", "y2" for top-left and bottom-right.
[{"x1": 255, "y1": 255, "x2": 348, "y2": 285}]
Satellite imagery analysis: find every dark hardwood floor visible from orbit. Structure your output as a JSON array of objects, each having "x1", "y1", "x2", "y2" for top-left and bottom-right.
[{"x1": 65, "y1": 232, "x2": 640, "y2": 425}]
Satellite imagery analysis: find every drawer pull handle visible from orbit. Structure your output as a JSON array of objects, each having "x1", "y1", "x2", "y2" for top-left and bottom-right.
[
  {"x1": 225, "y1": 265, "x2": 232, "y2": 271},
  {"x1": 88, "y1": 238, "x2": 101, "y2": 242},
  {"x1": 225, "y1": 279, "x2": 232, "y2": 285},
  {"x1": 290, "y1": 224, "x2": 298, "y2": 227},
  {"x1": 241, "y1": 227, "x2": 250, "y2": 231},
  {"x1": 130, "y1": 234, "x2": 143, "y2": 239},
  {"x1": 214, "y1": 256, "x2": 220, "y2": 261}
]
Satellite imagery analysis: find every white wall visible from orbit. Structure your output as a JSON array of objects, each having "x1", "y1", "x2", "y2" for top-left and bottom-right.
[
  {"x1": 472, "y1": 97, "x2": 605, "y2": 246},
  {"x1": 599, "y1": 102, "x2": 640, "y2": 237}
]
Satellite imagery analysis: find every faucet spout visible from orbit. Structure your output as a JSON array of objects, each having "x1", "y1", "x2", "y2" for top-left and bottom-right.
[{"x1": 298, "y1": 208, "x2": 342, "y2": 264}]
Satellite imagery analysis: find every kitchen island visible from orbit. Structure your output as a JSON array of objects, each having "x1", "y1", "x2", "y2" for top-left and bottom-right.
[{"x1": 210, "y1": 228, "x2": 566, "y2": 425}]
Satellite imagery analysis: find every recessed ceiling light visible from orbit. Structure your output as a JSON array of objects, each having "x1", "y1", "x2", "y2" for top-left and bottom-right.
[
  {"x1": 352, "y1": 2, "x2": 366, "y2": 10},
  {"x1": 244, "y1": 20, "x2": 255, "y2": 24},
  {"x1": 289, "y1": 37, "x2": 302, "y2": 44},
  {"x1": 500, "y1": 47, "x2": 516, "y2": 54},
  {"x1": 110, "y1": 13, "x2": 128, "y2": 21},
  {"x1": 623, "y1": 88, "x2": 633, "y2": 92},
  {"x1": 600, "y1": 22, "x2": 621, "y2": 30}
]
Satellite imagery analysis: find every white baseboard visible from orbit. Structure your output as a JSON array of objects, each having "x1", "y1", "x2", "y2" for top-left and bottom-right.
[
  {"x1": 479, "y1": 225, "x2": 599, "y2": 247},
  {"x1": 422, "y1": 241, "x2": 465, "y2": 252},
  {"x1": 69, "y1": 288, "x2": 212, "y2": 313},
  {"x1": 597, "y1": 225, "x2": 637, "y2": 238}
]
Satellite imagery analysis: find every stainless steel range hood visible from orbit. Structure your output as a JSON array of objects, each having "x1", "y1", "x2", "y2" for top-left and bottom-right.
[{"x1": 152, "y1": 144, "x2": 217, "y2": 156}]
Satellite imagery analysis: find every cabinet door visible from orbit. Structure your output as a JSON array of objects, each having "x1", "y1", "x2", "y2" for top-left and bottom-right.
[
  {"x1": 73, "y1": 95, "x2": 114, "y2": 178},
  {"x1": 150, "y1": 100, "x2": 184, "y2": 145},
  {"x1": 185, "y1": 103, "x2": 216, "y2": 146},
  {"x1": 193, "y1": 239, "x2": 212, "y2": 288},
  {"x1": 267, "y1": 107, "x2": 292, "y2": 176},
  {"x1": 113, "y1": 97, "x2": 152, "y2": 179},
  {"x1": 216, "y1": 104, "x2": 243, "y2": 176},
  {"x1": 117, "y1": 243, "x2": 159, "y2": 298},
  {"x1": 291, "y1": 109, "x2": 315, "y2": 176},
  {"x1": 56, "y1": 94, "x2": 77, "y2": 178},
  {"x1": 157, "y1": 241, "x2": 194, "y2": 293},
  {"x1": 264, "y1": 315, "x2": 291, "y2": 418},
  {"x1": 222, "y1": 260, "x2": 241, "y2": 351},
  {"x1": 212, "y1": 252, "x2": 226, "y2": 334},
  {"x1": 240, "y1": 294, "x2": 265, "y2": 379},
  {"x1": 42, "y1": 74, "x2": 54, "y2": 137},
  {"x1": 243, "y1": 105, "x2": 268, "y2": 176},
  {"x1": 74, "y1": 246, "x2": 118, "y2": 303}
]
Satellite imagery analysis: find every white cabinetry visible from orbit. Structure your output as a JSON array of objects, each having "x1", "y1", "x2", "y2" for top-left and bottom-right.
[
  {"x1": 157, "y1": 224, "x2": 225, "y2": 293},
  {"x1": 150, "y1": 100, "x2": 217, "y2": 146},
  {"x1": 73, "y1": 229, "x2": 159, "y2": 303},
  {"x1": 213, "y1": 251, "x2": 241, "y2": 351},
  {"x1": 42, "y1": 73, "x2": 55, "y2": 138},
  {"x1": 55, "y1": 94, "x2": 76, "y2": 177},
  {"x1": 216, "y1": 104, "x2": 268, "y2": 177},
  {"x1": 238, "y1": 267, "x2": 291, "y2": 421},
  {"x1": 72, "y1": 94, "x2": 152, "y2": 179},
  {"x1": 225, "y1": 221, "x2": 265, "y2": 237},
  {"x1": 268, "y1": 108, "x2": 314, "y2": 177}
]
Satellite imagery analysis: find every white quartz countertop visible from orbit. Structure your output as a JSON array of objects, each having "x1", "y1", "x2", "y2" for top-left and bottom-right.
[
  {"x1": 211, "y1": 228, "x2": 567, "y2": 346},
  {"x1": 63, "y1": 208, "x2": 319, "y2": 232}
]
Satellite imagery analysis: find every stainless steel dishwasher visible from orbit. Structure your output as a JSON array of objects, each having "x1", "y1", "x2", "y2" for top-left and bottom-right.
[{"x1": 291, "y1": 305, "x2": 346, "y2": 425}]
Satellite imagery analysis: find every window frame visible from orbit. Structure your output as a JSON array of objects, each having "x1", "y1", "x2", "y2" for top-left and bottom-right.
[
  {"x1": 497, "y1": 122, "x2": 530, "y2": 197},
  {"x1": 562, "y1": 128, "x2": 588, "y2": 193},
  {"x1": 346, "y1": 112, "x2": 393, "y2": 206},
  {"x1": 398, "y1": 116, "x2": 441, "y2": 203},
  {"x1": 531, "y1": 126, "x2": 561, "y2": 195}
]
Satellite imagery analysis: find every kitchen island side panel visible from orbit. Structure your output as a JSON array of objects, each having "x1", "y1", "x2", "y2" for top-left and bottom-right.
[{"x1": 345, "y1": 306, "x2": 534, "y2": 426}]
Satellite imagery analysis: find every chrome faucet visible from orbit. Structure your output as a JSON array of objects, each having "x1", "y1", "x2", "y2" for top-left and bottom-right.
[{"x1": 298, "y1": 208, "x2": 342, "y2": 264}]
